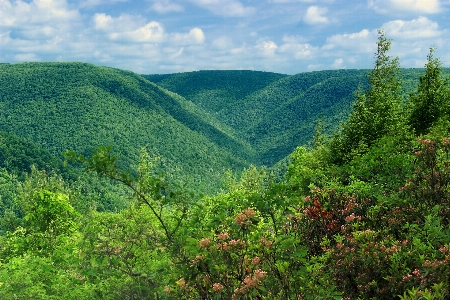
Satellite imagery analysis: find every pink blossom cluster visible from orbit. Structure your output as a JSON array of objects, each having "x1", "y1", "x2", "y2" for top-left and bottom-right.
[{"x1": 232, "y1": 269, "x2": 267, "y2": 299}]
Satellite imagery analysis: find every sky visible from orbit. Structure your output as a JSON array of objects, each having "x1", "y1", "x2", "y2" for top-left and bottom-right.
[{"x1": 1, "y1": 0, "x2": 449, "y2": 75}]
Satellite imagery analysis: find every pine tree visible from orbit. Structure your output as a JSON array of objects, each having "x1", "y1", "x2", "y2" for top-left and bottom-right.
[
  {"x1": 330, "y1": 30, "x2": 403, "y2": 164},
  {"x1": 408, "y1": 47, "x2": 450, "y2": 135}
]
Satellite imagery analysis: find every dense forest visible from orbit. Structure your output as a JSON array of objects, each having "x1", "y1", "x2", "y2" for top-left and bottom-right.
[{"x1": 1, "y1": 32, "x2": 450, "y2": 299}]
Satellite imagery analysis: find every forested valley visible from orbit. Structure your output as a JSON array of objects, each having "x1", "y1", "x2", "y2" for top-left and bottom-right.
[{"x1": 1, "y1": 32, "x2": 450, "y2": 299}]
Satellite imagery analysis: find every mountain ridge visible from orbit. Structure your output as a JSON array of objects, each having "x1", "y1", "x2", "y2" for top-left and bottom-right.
[{"x1": 2, "y1": 62, "x2": 448, "y2": 193}]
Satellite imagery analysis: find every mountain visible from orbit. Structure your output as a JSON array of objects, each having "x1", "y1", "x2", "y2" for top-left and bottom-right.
[
  {"x1": 2, "y1": 63, "x2": 448, "y2": 193},
  {"x1": 148, "y1": 69, "x2": 370, "y2": 164},
  {"x1": 148, "y1": 68, "x2": 450, "y2": 165},
  {"x1": 142, "y1": 70, "x2": 287, "y2": 115},
  {"x1": 0, "y1": 63, "x2": 253, "y2": 193}
]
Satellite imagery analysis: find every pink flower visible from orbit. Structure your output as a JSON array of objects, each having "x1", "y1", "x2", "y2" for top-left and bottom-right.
[
  {"x1": 235, "y1": 213, "x2": 247, "y2": 225},
  {"x1": 177, "y1": 278, "x2": 187, "y2": 290},
  {"x1": 254, "y1": 269, "x2": 267, "y2": 279},
  {"x1": 212, "y1": 283, "x2": 223, "y2": 292},
  {"x1": 243, "y1": 207, "x2": 256, "y2": 218},
  {"x1": 199, "y1": 238, "x2": 211, "y2": 249},
  {"x1": 252, "y1": 256, "x2": 260, "y2": 266},
  {"x1": 260, "y1": 236, "x2": 273, "y2": 247},
  {"x1": 217, "y1": 232, "x2": 229, "y2": 241}
]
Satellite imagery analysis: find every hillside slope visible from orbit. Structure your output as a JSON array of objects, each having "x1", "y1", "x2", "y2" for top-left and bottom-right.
[
  {"x1": 147, "y1": 68, "x2": 450, "y2": 165},
  {"x1": 143, "y1": 70, "x2": 287, "y2": 116},
  {"x1": 0, "y1": 62, "x2": 253, "y2": 193}
]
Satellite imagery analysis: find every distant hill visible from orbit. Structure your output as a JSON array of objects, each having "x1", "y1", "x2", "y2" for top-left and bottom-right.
[
  {"x1": 147, "y1": 68, "x2": 450, "y2": 165},
  {"x1": 142, "y1": 70, "x2": 287, "y2": 114},
  {"x1": 147, "y1": 69, "x2": 370, "y2": 164}
]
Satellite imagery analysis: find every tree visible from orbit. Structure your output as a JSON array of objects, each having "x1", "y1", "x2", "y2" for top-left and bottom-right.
[
  {"x1": 408, "y1": 48, "x2": 450, "y2": 135},
  {"x1": 330, "y1": 30, "x2": 404, "y2": 164}
]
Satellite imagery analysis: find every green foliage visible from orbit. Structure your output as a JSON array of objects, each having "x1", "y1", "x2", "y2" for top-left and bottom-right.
[
  {"x1": 330, "y1": 31, "x2": 406, "y2": 164},
  {"x1": 408, "y1": 48, "x2": 450, "y2": 135}
]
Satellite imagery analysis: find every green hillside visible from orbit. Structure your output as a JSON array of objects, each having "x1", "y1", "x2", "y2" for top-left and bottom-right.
[
  {"x1": 0, "y1": 131, "x2": 68, "y2": 177},
  {"x1": 223, "y1": 70, "x2": 369, "y2": 164},
  {"x1": 143, "y1": 70, "x2": 287, "y2": 114},
  {"x1": 0, "y1": 63, "x2": 252, "y2": 194},
  {"x1": 147, "y1": 68, "x2": 450, "y2": 165},
  {"x1": 2, "y1": 62, "x2": 449, "y2": 195}
]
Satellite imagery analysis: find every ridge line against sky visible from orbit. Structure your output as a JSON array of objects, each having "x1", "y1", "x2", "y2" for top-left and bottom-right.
[{"x1": 0, "y1": 0, "x2": 449, "y2": 75}]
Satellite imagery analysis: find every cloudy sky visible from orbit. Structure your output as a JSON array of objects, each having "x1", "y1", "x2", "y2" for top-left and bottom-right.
[{"x1": 1, "y1": 0, "x2": 449, "y2": 74}]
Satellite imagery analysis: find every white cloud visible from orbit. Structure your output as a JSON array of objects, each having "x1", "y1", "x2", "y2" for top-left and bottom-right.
[
  {"x1": 127, "y1": 22, "x2": 166, "y2": 42},
  {"x1": 382, "y1": 17, "x2": 442, "y2": 39},
  {"x1": 256, "y1": 41, "x2": 278, "y2": 56},
  {"x1": 0, "y1": 0, "x2": 83, "y2": 60},
  {"x1": 323, "y1": 29, "x2": 376, "y2": 52},
  {"x1": 149, "y1": 0, "x2": 184, "y2": 13},
  {"x1": 92, "y1": 13, "x2": 113, "y2": 30},
  {"x1": 0, "y1": 0, "x2": 79, "y2": 27},
  {"x1": 14, "y1": 53, "x2": 41, "y2": 61},
  {"x1": 279, "y1": 39, "x2": 315, "y2": 59},
  {"x1": 303, "y1": 6, "x2": 329, "y2": 24},
  {"x1": 92, "y1": 14, "x2": 165, "y2": 42},
  {"x1": 271, "y1": 0, "x2": 315, "y2": 2},
  {"x1": 331, "y1": 58, "x2": 344, "y2": 68},
  {"x1": 212, "y1": 36, "x2": 233, "y2": 49},
  {"x1": 92, "y1": 13, "x2": 146, "y2": 32},
  {"x1": 79, "y1": 0, "x2": 128, "y2": 9},
  {"x1": 171, "y1": 28, "x2": 205, "y2": 44},
  {"x1": 91, "y1": 13, "x2": 206, "y2": 46},
  {"x1": 368, "y1": 0, "x2": 442, "y2": 14},
  {"x1": 189, "y1": 0, "x2": 255, "y2": 17}
]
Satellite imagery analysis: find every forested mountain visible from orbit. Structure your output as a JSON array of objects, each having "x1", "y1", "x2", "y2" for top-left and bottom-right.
[
  {"x1": 142, "y1": 70, "x2": 287, "y2": 114},
  {"x1": 0, "y1": 62, "x2": 254, "y2": 193},
  {"x1": 2, "y1": 62, "x2": 449, "y2": 193},
  {"x1": 146, "y1": 68, "x2": 449, "y2": 165}
]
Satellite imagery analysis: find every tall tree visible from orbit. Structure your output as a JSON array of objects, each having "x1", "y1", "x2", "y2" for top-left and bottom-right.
[
  {"x1": 408, "y1": 47, "x2": 450, "y2": 135},
  {"x1": 330, "y1": 30, "x2": 403, "y2": 164}
]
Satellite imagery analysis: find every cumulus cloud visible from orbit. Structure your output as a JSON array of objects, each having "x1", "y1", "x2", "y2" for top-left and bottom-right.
[
  {"x1": 323, "y1": 29, "x2": 377, "y2": 52},
  {"x1": 0, "y1": 0, "x2": 82, "y2": 61},
  {"x1": 212, "y1": 36, "x2": 234, "y2": 49},
  {"x1": 303, "y1": 6, "x2": 329, "y2": 25},
  {"x1": 331, "y1": 58, "x2": 344, "y2": 68},
  {"x1": 278, "y1": 36, "x2": 316, "y2": 59},
  {"x1": 368, "y1": 0, "x2": 442, "y2": 14},
  {"x1": 125, "y1": 22, "x2": 166, "y2": 42},
  {"x1": 172, "y1": 28, "x2": 205, "y2": 44},
  {"x1": 270, "y1": 0, "x2": 315, "y2": 2},
  {"x1": 188, "y1": 0, "x2": 255, "y2": 17},
  {"x1": 256, "y1": 41, "x2": 278, "y2": 56},
  {"x1": 92, "y1": 13, "x2": 114, "y2": 30},
  {"x1": 149, "y1": 0, "x2": 184, "y2": 13},
  {"x1": 92, "y1": 13, "x2": 205, "y2": 45},
  {"x1": 14, "y1": 53, "x2": 41, "y2": 61},
  {"x1": 382, "y1": 17, "x2": 442, "y2": 39},
  {"x1": 79, "y1": 0, "x2": 127, "y2": 9},
  {"x1": 0, "y1": 0, "x2": 80, "y2": 27}
]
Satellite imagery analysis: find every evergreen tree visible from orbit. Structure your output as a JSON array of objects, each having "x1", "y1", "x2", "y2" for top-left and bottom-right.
[
  {"x1": 408, "y1": 47, "x2": 450, "y2": 135},
  {"x1": 330, "y1": 30, "x2": 403, "y2": 164}
]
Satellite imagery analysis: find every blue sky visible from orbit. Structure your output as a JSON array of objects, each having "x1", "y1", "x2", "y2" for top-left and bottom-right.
[{"x1": 1, "y1": 0, "x2": 449, "y2": 74}]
